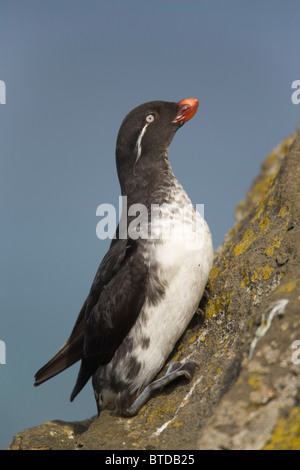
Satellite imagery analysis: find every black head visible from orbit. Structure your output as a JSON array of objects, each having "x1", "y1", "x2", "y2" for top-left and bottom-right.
[{"x1": 115, "y1": 98, "x2": 199, "y2": 195}]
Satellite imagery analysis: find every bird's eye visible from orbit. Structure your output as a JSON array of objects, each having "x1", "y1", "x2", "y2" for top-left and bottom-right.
[{"x1": 145, "y1": 114, "x2": 155, "y2": 123}]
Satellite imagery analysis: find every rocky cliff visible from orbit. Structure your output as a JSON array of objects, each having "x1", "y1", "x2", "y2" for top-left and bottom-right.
[{"x1": 9, "y1": 127, "x2": 300, "y2": 450}]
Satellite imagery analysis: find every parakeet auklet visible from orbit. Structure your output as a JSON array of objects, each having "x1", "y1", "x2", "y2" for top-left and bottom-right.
[{"x1": 34, "y1": 98, "x2": 213, "y2": 416}]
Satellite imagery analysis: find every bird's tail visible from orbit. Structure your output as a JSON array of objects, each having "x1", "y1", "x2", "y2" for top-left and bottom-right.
[{"x1": 34, "y1": 300, "x2": 86, "y2": 387}]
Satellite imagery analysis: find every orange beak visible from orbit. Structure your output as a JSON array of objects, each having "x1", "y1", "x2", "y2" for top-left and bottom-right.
[{"x1": 172, "y1": 98, "x2": 199, "y2": 124}]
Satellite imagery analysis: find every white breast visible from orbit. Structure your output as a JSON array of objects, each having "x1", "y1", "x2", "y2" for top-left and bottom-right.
[{"x1": 127, "y1": 202, "x2": 213, "y2": 393}]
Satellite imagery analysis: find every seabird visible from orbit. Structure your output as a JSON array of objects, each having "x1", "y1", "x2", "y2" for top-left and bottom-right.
[{"x1": 34, "y1": 98, "x2": 213, "y2": 416}]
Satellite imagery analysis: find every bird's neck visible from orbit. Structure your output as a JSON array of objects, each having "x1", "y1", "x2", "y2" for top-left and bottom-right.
[{"x1": 118, "y1": 151, "x2": 177, "y2": 207}]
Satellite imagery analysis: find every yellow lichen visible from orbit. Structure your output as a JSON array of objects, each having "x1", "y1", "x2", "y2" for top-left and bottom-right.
[
  {"x1": 277, "y1": 278, "x2": 300, "y2": 293},
  {"x1": 240, "y1": 275, "x2": 249, "y2": 289},
  {"x1": 205, "y1": 291, "x2": 234, "y2": 318},
  {"x1": 208, "y1": 266, "x2": 220, "y2": 290},
  {"x1": 251, "y1": 267, "x2": 262, "y2": 283},
  {"x1": 264, "y1": 407, "x2": 300, "y2": 450},
  {"x1": 261, "y1": 264, "x2": 274, "y2": 280},
  {"x1": 232, "y1": 263, "x2": 241, "y2": 272},
  {"x1": 209, "y1": 266, "x2": 220, "y2": 280},
  {"x1": 221, "y1": 259, "x2": 230, "y2": 275},
  {"x1": 250, "y1": 188, "x2": 277, "y2": 226},
  {"x1": 248, "y1": 375, "x2": 262, "y2": 391},
  {"x1": 273, "y1": 236, "x2": 282, "y2": 248},
  {"x1": 171, "y1": 342, "x2": 185, "y2": 361},
  {"x1": 189, "y1": 335, "x2": 197, "y2": 343},
  {"x1": 278, "y1": 204, "x2": 289, "y2": 218},
  {"x1": 234, "y1": 229, "x2": 256, "y2": 256},
  {"x1": 265, "y1": 245, "x2": 275, "y2": 257},
  {"x1": 243, "y1": 264, "x2": 274, "y2": 284},
  {"x1": 145, "y1": 401, "x2": 177, "y2": 426},
  {"x1": 264, "y1": 235, "x2": 282, "y2": 258},
  {"x1": 259, "y1": 213, "x2": 270, "y2": 234},
  {"x1": 173, "y1": 421, "x2": 183, "y2": 428}
]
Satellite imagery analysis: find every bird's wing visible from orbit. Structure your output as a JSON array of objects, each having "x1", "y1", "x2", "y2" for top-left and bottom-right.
[
  {"x1": 34, "y1": 237, "x2": 148, "y2": 390},
  {"x1": 70, "y1": 237, "x2": 149, "y2": 400}
]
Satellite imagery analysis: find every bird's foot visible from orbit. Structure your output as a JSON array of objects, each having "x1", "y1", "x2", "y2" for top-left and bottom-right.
[
  {"x1": 203, "y1": 288, "x2": 210, "y2": 300},
  {"x1": 196, "y1": 307, "x2": 204, "y2": 316},
  {"x1": 196, "y1": 288, "x2": 210, "y2": 316},
  {"x1": 121, "y1": 360, "x2": 197, "y2": 418}
]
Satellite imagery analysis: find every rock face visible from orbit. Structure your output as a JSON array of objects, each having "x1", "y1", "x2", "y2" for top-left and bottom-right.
[{"x1": 9, "y1": 128, "x2": 300, "y2": 450}]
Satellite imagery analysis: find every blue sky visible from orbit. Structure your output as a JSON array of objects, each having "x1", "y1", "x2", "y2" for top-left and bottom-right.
[{"x1": 1, "y1": 0, "x2": 299, "y2": 449}]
